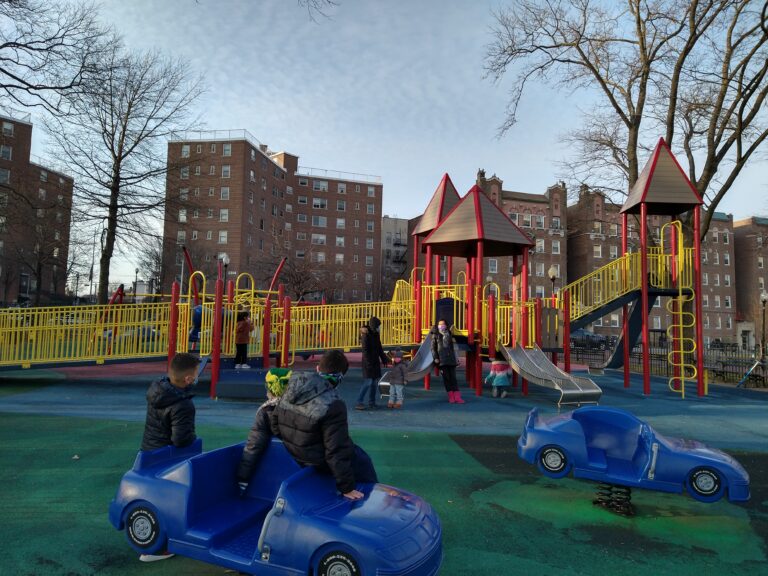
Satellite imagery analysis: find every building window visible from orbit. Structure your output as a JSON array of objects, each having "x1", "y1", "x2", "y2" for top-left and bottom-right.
[
  {"x1": 593, "y1": 245, "x2": 602, "y2": 258},
  {"x1": 366, "y1": 238, "x2": 374, "y2": 249},
  {"x1": 714, "y1": 274, "x2": 720, "y2": 286},
  {"x1": 194, "y1": 165, "x2": 201, "y2": 176},
  {"x1": 702, "y1": 294, "x2": 709, "y2": 307},
  {"x1": 311, "y1": 233, "x2": 326, "y2": 245},
  {"x1": 299, "y1": 177, "x2": 308, "y2": 187},
  {"x1": 535, "y1": 238, "x2": 545, "y2": 253},
  {"x1": 297, "y1": 214, "x2": 307, "y2": 223},
  {"x1": 312, "y1": 215, "x2": 327, "y2": 227},
  {"x1": 726, "y1": 316, "x2": 732, "y2": 329},
  {"x1": 205, "y1": 231, "x2": 212, "y2": 240},
  {"x1": 593, "y1": 221, "x2": 602, "y2": 234},
  {"x1": 509, "y1": 213, "x2": 518, "y2": 224},
  {"x1": 338, "y1": 183, "x2": 346, "y2": 194},
  {"x1": 610, "y1": 314, "x2": 620, "y2": 327},
  {"x1": 552, "y1": 240, "x2": 560, "y2": 255},
  {"x1": 610, "y1": 245, "x2": 618, "y2": 259},
  {"x1": 179, "y1": 188, "x2": 189, "y2": 200},
  {"x1": 759, "y1": 256, "x2": 764, "y2": 269},
  {"x1": 725, "y1": 295, "x2": 731, "y2": 308},
  {"x1": 208, "y1": 187, "x2": 215, "y2": 196},
  {"x1": 0, "y1": 145, "x2": 11, "y2": 160},
  {"x1": 653, "y1": 316, "x2": 661, "y2": 329},
  {"x1": 219, "y1": 208, "x2": 229, "y2": 222},
  {"x1": 535, "y1": 285, "x2": 545, "y2": 298},
  {"x1": 177, "y1": 230, "x2": 186, "y2": 243},
  {"x1": 724, "y1": 274, "x2": 731, "y2": 287},
  {"x1": 714, "y1": 295, "x2": 721, "y2": 308},
  {"x1": 522, "y1": 214, "x2": 532, "y2": 228},
  {"x1": 722, "y1": 232, "x2": 729, "y2": 245},
  {"x1": 609, "y1": 223, "x2": 618, "y2": 237},
  {"x1": 297, "y1": 232, "x2": 307, "y2": 240},
  {"x1": 365, "y1": 272, "x2": 373, "y2": 284},
  {"x1": 39, "y1": 169, "x2": 48, "y2": 182},
  {"x1": 312, "y1": 251, "x2": 326, "y2": 263},
  {"x1": 702, "y1": 251, "x2": 708, "y2": 264},
  {"x1": 222, "y1": 143, "x2": 231, "y2": 157},
  {"x1": 178, "y1": 209, "x2": 187, "y2": 223},
  {"x1": 535, "y1": 215, "x2": 545, "y2": 229},
  {"x1": 298, "y1": 196, "x2": 308, "y2": 205},
  {"x1": 717, "y1": 316, "x2": 722, "y2": 329},
  {"x1": 208, "y1": 165, "x2": 215, "y2": 175},
  {"x1": 38, "y1": 188, "x2": 46, "y2": 200},
  {"x1": 335, "y1": 253, "x2": 344, "y2": 265},
  {"x1": 180, "y1": 166, "x2": 189, "y2": 179},
  {"x1": 192, "y1": 209, "x2": 199, "y2": 218},
  {"x1": 218, "y1": 230, "x2": 228, "y2": 244},
  {"x1": 354, "y1": 219, "x2": 360, "y2": 228},
  {"x1": 296, "y1": 250, "x2": 305, "y2": 259},
  {"x1": 367, "y1": 203, "x2": 375, "y2": 214},
  {"x1": 365, "y1": 256, "x2": 374, "y2": 267},
  {"x1": 336, "y1": 236, "x2": 345, "y2": 247},
  {"x1": 551, "y1": 216, "x2": 560, "y2": 229},
  {"x1": 712, "y1": 230, "x2": 719, "y2": 243},
  {"x1": 535, "y1": 262, "x2": 545, "y2": 277},
  {"x1": 336, "y1": 218, "x2": 345, "y2": 229},
  {"x1": 702, "y1": 272, "x2": 708, "y2": 285},
  {"x1": 367, "y1": 186, "x2": 375, "y2": 197},
  {"x1": 489, "y1": 259, "x2": 498, "y2": 274},
  {"x1": 313, "y1": 180, "x2": 329, "y2": 192},
  {"x1": 313, "y1": 198, "x2": 327, "y2": 209},
  {"x1": 220, "y1": 187, "x2": 230, "y2": 200},
  {"x1": 723, "y1": 252, "x2": 730, "y2": 266},
  {"x1": 2, "y1": 121, "x2": 13, "y2": 136},
  {"x1": 191, "y1": 230, "x2": 198, "y2": 240},
  {"x1": 207, "y1": 208, "x2": 213, "y2": 218},
  {"x1": 285, "y1": 204, "x2": 293, "y2": 213},
  {"x1": 714, "y1": 252, "x2": 719, "y2": 265},
  {"x1": 337, "y1": 199, "x2": 346, "y2": 211},
  {"x1": 221, "y1": 165, "x2": 230, "y2": 178},
  {"x1": 366, "y1": 221, "x2": 374, "y2": 232}
]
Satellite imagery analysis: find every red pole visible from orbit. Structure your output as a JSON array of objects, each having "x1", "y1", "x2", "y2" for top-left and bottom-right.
[
  {"x1": 262, "y1": 296, "x2": 271, "y2": 369},
  {"x1": 622, "y1": 213, "x2": 630, "y2": 387},
  {"x1": 281, "y1": 296, "x2": 291, "y2": 367},
  {"x1": 267, "y1": 257, "x2": 287, "y2": 293},
  {"x1": 425, "y1": 245, "x2": 433, "y2": 285},
  {"x1": 226, "y1": 280, "x2": 234, "y2": 303},
  {"x1": 694, "y1": 206, "x2": 705, "y2": 396},
  {"x1": 521, "y1": 250, "x2": 529, "y2": 395},
  {"x1": 167, "y1": 281, "x2": 180, "y2": 368},
  {"x1": 466, "y1": 278, "x2": 475, "y2": 390},
  {"x1": 640, "y1": 204, "x2": 651, "y2": 395},
  {"x1": 563, "y1": 289, "x2": 571, "y2": 373},
  {"x1": 210, "y1": 277, "x2": 224, "y2": 399}
]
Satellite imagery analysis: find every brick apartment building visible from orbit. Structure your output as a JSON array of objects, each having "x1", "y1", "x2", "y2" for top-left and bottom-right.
[
  {"x1": 733, "y1": 217, "x2": 768, "y2": 350},
  {"x1": 567, "y1": 187, "x2": 738, "y2": 345},
  {"x1": 0, "y1": 110, "x2": 73, "y2": 305},
  {"x1": 380, "y1": 216, "x2": 408, "y2": 299},
  {"x1": 162, "y1": 130, "x2": 382, "y2": 302}
]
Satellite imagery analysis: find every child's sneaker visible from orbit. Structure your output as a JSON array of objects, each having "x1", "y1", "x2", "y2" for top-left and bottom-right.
[
  {"x1": 139, "y1": 553, "x2": 175, "y2": 562},
  {"x1": 387, "y1": 402, "x2": 394, "y2": 409},
  {"x1": 501, "y1": 390, "x2": 509, "y2": 398},
  {"x1": 394, "y1": 402, "x2": 403, "y2": 409},
  {"x1": 492, "y1": 387, "x2": 499, "y2": 398},
  {"x1": 240, "y1": 364, "x2": 251, "y2": 370}
]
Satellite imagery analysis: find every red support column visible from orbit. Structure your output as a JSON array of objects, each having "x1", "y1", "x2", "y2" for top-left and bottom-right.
[
  {"x1": 281, "y1": 297, "x2": 291, "y2": 367},
  {"x1": 694, "y1": 206, "x2": 705, "y2": 396},
  {"x1": 622, "y1": 213, "x2": 630, "y2": 387},
  {"x1": 211, "y1": 278, "x2": 224, "y2": 399},
  {"x1": 425, "y1": 245, "x2": 433, "y2": 285},
  {"x1": 226, "y1": 279, "x2": 234, "y2": 303},
  {"x1": 466, "y1": 278, "x2": 475, "y2": 390},
  {"x1": 640, "y1": 204, "x2": 651, "y2": 395},
  {"x1": 563, "y1": 289, "x2": 571, "y2": 373},
  {"x1": 167, "y1": 281, "x2": 180, "y2": 368},
  {"x1": 262, "y1": 296, "x2": 271, "y2": 369},
  {"x1": 521, "y1": 250, "x2": 529, "y2": 396}
]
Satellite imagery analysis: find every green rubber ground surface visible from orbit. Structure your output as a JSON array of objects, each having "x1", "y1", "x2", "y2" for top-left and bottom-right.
[{"x1": 2, "y1": 411, "x2": 766, "y2": 575}]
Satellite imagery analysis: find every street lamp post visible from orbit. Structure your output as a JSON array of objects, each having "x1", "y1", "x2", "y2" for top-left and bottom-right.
[
  {"x1": 134, "y1": 267, "x2": 139, "y2": 304},
  {"x1": 74, "y1": 273, "x2": 80, "y2": 303},
  {"x1": 547, "y1": 264, "x2": 558, "y2": 299},
  {"x1": 221, "y1": 253, "x2": 230, "y2": 279}
]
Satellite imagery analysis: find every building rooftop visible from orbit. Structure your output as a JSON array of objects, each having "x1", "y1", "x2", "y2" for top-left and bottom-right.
[
  {"x1": 711, "y1": 212, "x2": 733, "y2": 222},
  {"x1": 295, "y1": 165, "x2": 381, "y2": 184},
  {"x1": 501, "y1": 190, "x2": 549, "y2": 204}
]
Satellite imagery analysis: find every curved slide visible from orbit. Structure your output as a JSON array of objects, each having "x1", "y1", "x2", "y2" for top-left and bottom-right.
[
  {"x1": 379, "y1": 334, "x2": 435, "y2": 394},
  {"x1": 498, "y1": 344, "x2": 602, "y2": 407}
]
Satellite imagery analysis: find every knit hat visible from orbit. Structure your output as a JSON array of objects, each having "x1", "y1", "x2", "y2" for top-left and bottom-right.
[{"x1": 265, "y1": 368, "x2": 292, "y2": 397}]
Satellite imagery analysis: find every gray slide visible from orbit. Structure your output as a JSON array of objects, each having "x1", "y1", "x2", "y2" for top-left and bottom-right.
[
  {"x1": 379, "y1": 333, "x2": 436, "y2": 393},
  {"x1": 498, "y1": 344, "x2": 602, "y2": 407}
]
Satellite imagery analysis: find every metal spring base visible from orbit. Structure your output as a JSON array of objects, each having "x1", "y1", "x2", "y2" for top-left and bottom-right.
[{"x1": 593, "y1": 483, "x2": 635, "y2": 517}]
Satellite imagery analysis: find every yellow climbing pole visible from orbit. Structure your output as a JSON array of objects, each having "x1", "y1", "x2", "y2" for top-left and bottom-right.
[{"x1": 662, "y1": 221, "x2": 697, "y2": 398}]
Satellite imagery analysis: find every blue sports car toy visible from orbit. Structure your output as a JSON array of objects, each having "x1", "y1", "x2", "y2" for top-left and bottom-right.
[
  {"x1": 518, "y1": 406, "x2": 749, "y2": 503},
  {"x1": 109, "y1": 438, "x2": 442, "y2": 575}
]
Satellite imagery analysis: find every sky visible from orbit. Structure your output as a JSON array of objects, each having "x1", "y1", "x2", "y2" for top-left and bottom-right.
[{"x1": 26, "y1": 0, "x2": 768, "y2": 285}]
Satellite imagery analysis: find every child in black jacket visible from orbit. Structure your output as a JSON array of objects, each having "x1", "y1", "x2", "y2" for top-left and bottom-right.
[{"x1": 386, "y1": 348, "x2": 409, "y2": 409}]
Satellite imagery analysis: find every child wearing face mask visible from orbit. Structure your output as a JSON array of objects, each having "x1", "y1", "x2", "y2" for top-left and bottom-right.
[
  {"x1": 386, "y1": 348, "x2": 409, "y2": 409},
  {"x1": 430, "y1": 319, "x2": 465, "y2": 404}
]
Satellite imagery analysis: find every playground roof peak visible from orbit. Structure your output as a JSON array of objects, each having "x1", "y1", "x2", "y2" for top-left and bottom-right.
[
  {"x1": 422, "y1": 184, "x2": 534, "y2": 258},
  {"x1": 621, "y1": 137, "x2": 703, "y2": 215},
  {"x1": 412, "y1": 173, "x2": 461, "y2": 237}
]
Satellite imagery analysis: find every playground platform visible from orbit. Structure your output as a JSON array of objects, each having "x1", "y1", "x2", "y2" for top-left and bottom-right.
[{"x1": 1, "y1": 363, "x2": 766, "y2": 575}]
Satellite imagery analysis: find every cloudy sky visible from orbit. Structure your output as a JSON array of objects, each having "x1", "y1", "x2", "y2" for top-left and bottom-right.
[{"x1": 28, "y1": 0, "x2": 767, "y2": 284}]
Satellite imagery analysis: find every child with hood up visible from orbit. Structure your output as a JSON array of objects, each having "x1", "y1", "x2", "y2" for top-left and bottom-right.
[{"x1": 386, "y1": 348, "x2": 409, "y2": 409}]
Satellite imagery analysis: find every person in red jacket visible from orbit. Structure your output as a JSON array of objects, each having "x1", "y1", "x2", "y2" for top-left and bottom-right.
[{"x1": 235, "y1": 310, "x2": 254, "y2": 369}]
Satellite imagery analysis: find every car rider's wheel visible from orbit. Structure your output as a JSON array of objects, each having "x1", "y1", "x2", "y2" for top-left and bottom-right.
[
  {"x1": 317, "y1": 550, "x2": 361, "y2": 576},
  {"x1": 125, "y1": 502, "x2": 166, "y2": 554},
  {"x1": 538, "y1": 446, "x2": 571, "y2": 479},
  {"x1": 687, "y1": 468, "x2": 725, "y2": 503}
]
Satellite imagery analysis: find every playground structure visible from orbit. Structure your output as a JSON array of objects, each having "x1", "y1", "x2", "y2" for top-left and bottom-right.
[{"x1": 0, "y1": 138, "x2": 709, "y2": 403}]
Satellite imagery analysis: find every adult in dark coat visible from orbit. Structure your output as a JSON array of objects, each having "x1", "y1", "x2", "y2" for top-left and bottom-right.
[
  {"x1": 430, "y1": 318, "x2": 465, "y2": 404},
  {"x1": 355, "y1": 316, "x2": 388, "y2": 410},
  {"x1": 140, "y1": 353, "x2": 200, "y2": 451},
  {"x1": 271, "y1": 350, "x2": 377, "y2": 500}
]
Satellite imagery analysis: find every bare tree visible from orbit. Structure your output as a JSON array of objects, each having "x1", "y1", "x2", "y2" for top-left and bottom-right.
[
  {"x1": 486, "y1": 0, "x2": 768, "y2": 238},
  {"x1": 298, "y1": 0, "x2": 338, "y2": 21},
  {"x1": 0, "y1": 0, "x2": 105, "y2": 110},
  {"x1": 46, "y1": 39, "x2": 205, "y2": 303}
]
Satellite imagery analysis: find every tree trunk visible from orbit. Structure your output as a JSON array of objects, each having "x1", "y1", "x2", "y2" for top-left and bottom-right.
[{"x1": 98, "y1": 178, "x2": 121, "y2": 304}]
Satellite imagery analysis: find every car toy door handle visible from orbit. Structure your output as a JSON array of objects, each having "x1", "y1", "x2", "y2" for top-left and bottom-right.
[{"x1": 258, "y1": 497, "x2": 286, "y2": 561}]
